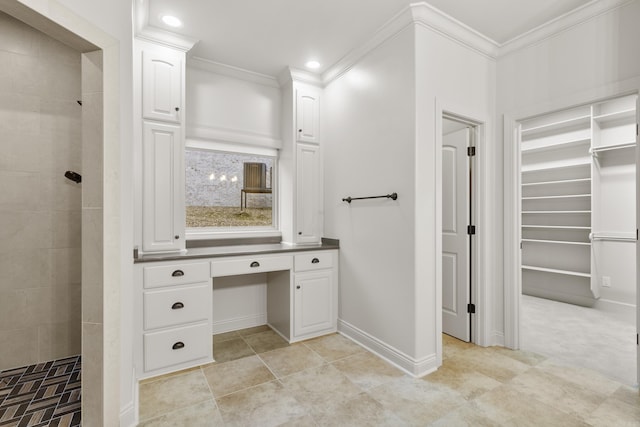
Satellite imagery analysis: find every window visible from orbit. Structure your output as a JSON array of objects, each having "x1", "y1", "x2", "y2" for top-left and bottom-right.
[{"x1": 185, "y1": 142, "x2": 277, "y2": 237}]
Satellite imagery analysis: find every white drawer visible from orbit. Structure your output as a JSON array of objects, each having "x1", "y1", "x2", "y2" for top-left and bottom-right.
[
  {"x1": 294, "y1": 252, "x2": 333, "y2": 272},
  {"x1": 143, "y1": 262, "x2": 210, "y2": 289},
  {"x1": 144, "y1": 283, "x2": 211, "y2": 330},
  {"x1": 211, "y1": 255, "x2": 292, "y2": 277},
  {"x1": 144, "y1": 322, "x2": 211, "y2": 372}
]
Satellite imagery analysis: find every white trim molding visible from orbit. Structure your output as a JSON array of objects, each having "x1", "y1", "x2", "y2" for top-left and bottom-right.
[
  {"x1": 133, "y1": 0, "x2": 198, "y2": 52},
  {"x1": 186, "y1": 124, "x2": 283, "y2": 150},
  {"x1": 338, "y1": 319, "x2": 438, "y2": 378},
  {"x1": 189, "y1": 57, "x2": 280, "y2": 88},
  {"x1": 499, "y1": 0, "x2": 635, "y2": 57}
]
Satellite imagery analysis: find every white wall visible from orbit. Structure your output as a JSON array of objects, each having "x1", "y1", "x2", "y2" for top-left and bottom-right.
[
  {"x1": 497, "y1": 0, "x2": 640, "y2": 336},
  {"x1": 324, "y1": 12, "x2": 497, "y2": 373},
  {"x1": 324, "y1": 27, "x2": 418, "y2": 360}
]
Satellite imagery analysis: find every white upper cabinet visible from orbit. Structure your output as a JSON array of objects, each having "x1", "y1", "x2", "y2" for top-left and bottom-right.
[
  {"x1": 296, "y1": 143, "x2": 322, "y2": 243},
  {"x1": 142, "y1": 121, "x2": 185, "y2": 253},
  {"x1": 142, "y1": 51, "x2": 182, "y2": 123},
  {"x1": 296, "y1": 87, "x2": 320, "y2": 143}
]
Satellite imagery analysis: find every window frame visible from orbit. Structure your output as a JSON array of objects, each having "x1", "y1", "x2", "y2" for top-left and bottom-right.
[{"x1": 184, "y1": 139, "x2": 280, "y2": 241}]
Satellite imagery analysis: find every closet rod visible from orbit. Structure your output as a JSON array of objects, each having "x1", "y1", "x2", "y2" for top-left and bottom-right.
[
  {"x1": 342, "y1": 192, "x2": 398, "y2": 204},
  {"x1": 589, "y1": 141, "x2": 636, "y2": 155},
  {"x1": 589, "y1": 232, "x2": 636, "y2": 242}
]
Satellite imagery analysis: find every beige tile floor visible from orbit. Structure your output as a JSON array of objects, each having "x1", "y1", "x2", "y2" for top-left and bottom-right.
[{"x1": 138, "y1": 327, "x2": 640, "y2": 426}]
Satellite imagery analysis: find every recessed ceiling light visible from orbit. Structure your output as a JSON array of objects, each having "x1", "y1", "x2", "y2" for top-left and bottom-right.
[
  {"x1": 305, "y1": 60, "x2": 321, "y2": 70},
  {"x1": 161, "y1": 15, "x2": 182, "y2": 28}
]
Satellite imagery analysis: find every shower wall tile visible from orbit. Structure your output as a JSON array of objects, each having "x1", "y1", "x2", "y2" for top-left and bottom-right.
[
  {"x1": 0, "y1": 12, "x2": 40, "y2": 56},
  {"x1": 38, "y1": 321, "x2": 82, "y2": 361},
  {"x1": 0, "y1": 248, "x2": 51, "y2": 292},
  {"x1": 52, "y1": 210, "x2": 82, "y2": 249},
  {"x1": 82, "y1": 92, "x2": 104, "y2": 208},
  {"x1": 0, "y1": 328, "x2": 38, "y2": 371},
  {"x1": 0, "y1": 211, "x2": 52, "y2": 249},
  {"x1": 82, "y1": 322, "x2": 103, "y2": 424},
  {"x1": 0, "y1": 133, "x2": 47, "y2": 173},
  {"x1": 82, "y1": 51, "x2": 103, "y2": 95},
  {"x1": 52, "y1": 247, "x2": 82, "y2": 286},
  {"x1": 0, "y1": 10, "x2": 82, "y2": 370}
]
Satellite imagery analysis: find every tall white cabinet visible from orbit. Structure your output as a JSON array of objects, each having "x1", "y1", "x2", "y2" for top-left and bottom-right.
[
  {"x1": 136, "y1": 40, "x2": 193, "y2": 254},
  {"x1": 520, "y1": 94, "x2": 637, "y2": 307},
  {"x1": 280, "y1": 74, "x2": 324, "y2": 245}
]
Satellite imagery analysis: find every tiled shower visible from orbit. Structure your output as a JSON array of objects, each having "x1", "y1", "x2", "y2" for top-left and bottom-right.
[{"x1": 0, "y1": 11, "x2": 87, "y2": 425}]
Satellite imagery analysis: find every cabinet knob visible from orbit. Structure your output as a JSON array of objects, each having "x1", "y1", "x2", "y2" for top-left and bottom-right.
[
  {"x1": 172, "y1": 342, "x2": 185, "y2": 350},
  {"x1": 250, "y1": 261, "x2": 260, "y2": 268},
  {"x1": 298, "y1": 232, "x2": 302, "y2": 235},
  {"x1": 171, "y1": 302, "x2": 184, "y2": 310},
  {"x1": 296, "y1": 285, "x2": 301, "y2": 289},
  {"x1": 298, "y1": 129, "x2": 302, "y2": 132},
  {"x1": 175, "y1": 235, "x2": 180, "y2": 240},
  {"x1": 175, "y1": 107, "x2": 180, "y2": 112},
  {"x1": 172, "y1": 270, "x2": 184, "y2": 277},
  {"x1": 311, "y1": 258, "x2": 320, "y2": 264}
]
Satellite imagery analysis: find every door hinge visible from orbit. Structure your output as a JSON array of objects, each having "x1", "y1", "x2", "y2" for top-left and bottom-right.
[
  {"x1": 467, "y1": 225, "x2": 476, "y2": 235},
  {"x1": 467, "y1": 146, "x2": 476, "y2": 156},
  {"x1": 467, "y1": 303, "x2": 476, "y2": 314}
]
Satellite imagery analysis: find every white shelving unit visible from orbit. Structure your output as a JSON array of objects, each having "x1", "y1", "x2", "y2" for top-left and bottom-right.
[{"x1": 520, "y1": 95, "x2": 638, "y2": 306}]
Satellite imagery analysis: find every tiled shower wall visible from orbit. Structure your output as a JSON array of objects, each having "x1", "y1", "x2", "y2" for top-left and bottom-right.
[{"x1": 0, "y1": 11, "x2": 82, "y2": 370}]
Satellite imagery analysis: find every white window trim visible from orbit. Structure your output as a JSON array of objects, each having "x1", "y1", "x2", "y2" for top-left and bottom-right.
[{"x1": 185, "y1": 138, "x2": 280, "y2": 241}]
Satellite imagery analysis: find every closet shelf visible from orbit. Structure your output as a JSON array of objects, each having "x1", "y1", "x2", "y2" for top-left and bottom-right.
[
  {"x1": 522, "y1": 239, "x2": 591, "y2": 246},
  {"x1": 521, "y1": 137, "x2": 590, "y2": 154},
  {"x1": 522, "y1": 160, "x2": 591, "y2": 173},
  {"x1": 592, "y1": 108, "x2": 636, "y2": 124},
  {"x1": 522, "y1": 225, "x2": 590, "y2": 230},
  {"x1": 521, "y1": 115, "x2": 591, "y2": 136},
  {"x1": 522, "y1": 210, "x2": 590, "y2": 214},
  {"x1": 522, "y1": 194, "x2": 590, "y2": 200},
  {"x1": 590, "y1": 141, "x2": 636, "y2": 155},
  {"x1": 522, "y1": 178, "x2": 590, "y2": 187},
  {"x1": 522, "y1": 265, "x2": 591, "y2": 278}
]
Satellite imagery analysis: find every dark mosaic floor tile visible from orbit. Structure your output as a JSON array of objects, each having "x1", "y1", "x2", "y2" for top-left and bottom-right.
[{"x1": 0, "y1": 355, "x2": 81, "y2": 427}]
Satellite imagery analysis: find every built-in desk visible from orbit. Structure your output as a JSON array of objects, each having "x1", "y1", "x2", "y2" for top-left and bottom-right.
[{"x1": 134, "y1": 242, "x2": 339, "y2": 379}]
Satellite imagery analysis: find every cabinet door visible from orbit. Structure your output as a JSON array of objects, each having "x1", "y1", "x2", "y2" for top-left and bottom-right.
[
  {"x1": 142, "y1": 51, "x2": 182, "y2": 123},
  {"x1": 296, "y1": 143, "x2": 321, "y2": 244},
  {"x1": 296, "y1": 88, "x2": 320, "y2": 143},
  {"x1": 294, "y1": 270, "x2": 334, "y2": 337},
  {"x1": 142, "y1": 121, "x2": 185, "y2": 252}
]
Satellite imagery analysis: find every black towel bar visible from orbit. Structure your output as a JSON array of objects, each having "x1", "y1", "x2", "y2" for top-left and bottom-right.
[{"x1": 342, "y1": 193, "x2": 398, "y2": 204}]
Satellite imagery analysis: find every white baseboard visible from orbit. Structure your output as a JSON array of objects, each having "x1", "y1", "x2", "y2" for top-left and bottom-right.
[
  {"x1": 492, "y1": 330, "x2": 505, "y2": 347},
  {"x1": 212, "y1": 314, "x2": 267, "y2": 334},
  {"x1": 593, "y1": 299, "x2": 636, "y2": 324},
  {"x1": 120, "y1": 403, "x2": 136, "y2": 427},
  {"x1": 338, "y1": 319, "x2": 438, "y2": 378}
]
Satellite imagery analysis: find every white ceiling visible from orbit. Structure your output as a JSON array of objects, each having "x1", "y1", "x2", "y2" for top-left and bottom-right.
[{"x1": 146, "y1": 0, "x2": 593, "y2": 77}]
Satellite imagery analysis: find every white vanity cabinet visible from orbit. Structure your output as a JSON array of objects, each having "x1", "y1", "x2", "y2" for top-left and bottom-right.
[
  {"x1": 292, "y1": 251, "x2": 338, "y2": 340},
  {"x1": 296, "y1": 86, "x2": 320, "y2": 143},
  {"x1": 296, "y1": 144, "x2": 322, "y2": 243},
  {"x1": 136, "y1": 39, "x2": 191, "y2": 254},
  {"x1": 136, "y1": 261, "x2": 212, "y2": 378}
]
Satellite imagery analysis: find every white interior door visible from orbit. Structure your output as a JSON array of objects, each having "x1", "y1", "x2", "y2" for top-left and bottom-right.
[{"x1": 442, "y1": 127, "x2": 471, "y2": 341}]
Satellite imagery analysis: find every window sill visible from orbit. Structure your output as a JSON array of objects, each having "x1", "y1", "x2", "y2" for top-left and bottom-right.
[{"x1": 186, "y1": 229, "x2": 282, "y2": 247}]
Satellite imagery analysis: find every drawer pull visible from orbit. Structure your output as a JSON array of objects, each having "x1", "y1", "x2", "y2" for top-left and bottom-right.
[
  {"x1": 250, "y1": 261, "x2": 260, "y2": 268},
  {"x1": 171, "y1": 302, "x2": 184, "y2": 310},
  {"x1": 172, "y1": 342, "x2": 185, "y2": 350},
  {"x1": 311, "y1": 258, "x2": 320, "y2": 264},
  {"x1": 172, "y1": 270, "x2": 184, "y2": 277}
]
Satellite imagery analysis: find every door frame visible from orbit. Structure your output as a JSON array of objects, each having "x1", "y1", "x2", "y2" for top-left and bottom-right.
[
  {"x1": 503, "y1": 90, "x2": 640, "y2": 386},
  {"x1": 435, "y1": 100, "x2": 491, "y2": 359}
]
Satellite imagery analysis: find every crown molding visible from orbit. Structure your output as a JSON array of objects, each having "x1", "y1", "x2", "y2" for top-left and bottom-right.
[
  {"x1": 277, "y1": 67, "x2": 323, "y2": 88},
  {"x1": 189, "y1": 56, "x2": 280, "y2": 88},
  {"x1": 409, "y1": 2, "x2": 500, "y2": 59},
  {"x1": 133, "y1": 0, "x2": 198, "y2": 52},
  {"x1": 321, "y1": 2, "x2": 500, "y2": 86},
  {"x1": 498, "y1": 0, "x2": 634, "y2": 57}
]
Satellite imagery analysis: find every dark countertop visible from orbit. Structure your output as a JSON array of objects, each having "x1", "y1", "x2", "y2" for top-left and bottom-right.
[{"x1": 134, "y1": 239, "x2": 339, "y2": 264}]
